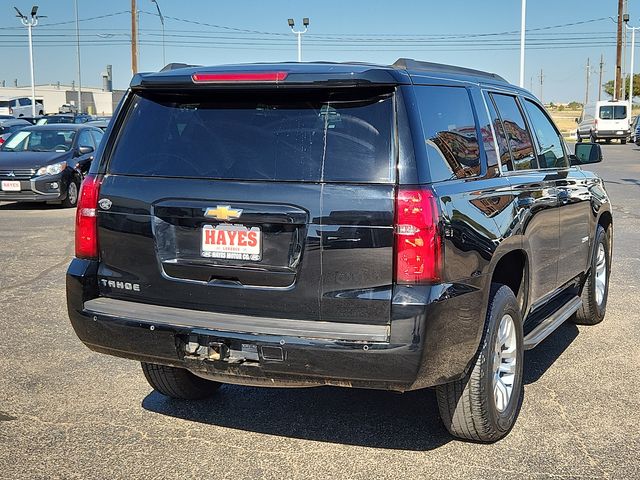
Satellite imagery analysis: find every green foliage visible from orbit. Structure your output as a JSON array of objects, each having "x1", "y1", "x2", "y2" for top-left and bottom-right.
[
  {"x1": 557, "y1": 104, "x2": 565, "y2": 111},
  {"x1": 603, "y1": 74, "x2": 640, "y2": 99},
  {"x1": 567, "y1": 101, "x2": 583, "y2": 110}
]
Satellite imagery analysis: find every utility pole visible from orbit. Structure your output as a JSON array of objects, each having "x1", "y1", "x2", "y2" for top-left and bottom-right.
[
  {"x1": 74, "y1": 0, "x2": 82, "y2": 114},
  {"x1": 599, "y1": 54, "x2": 604, "y2": 101},
  {"x1": 585, "y1": 58, "x2": 591, "y2": 106},
  {"x1": 131, "y1": 0, "x2": 138, "y2": 75},
  {"x1": 151, "y1": 0, "x2": 166, "y2": 67},
  {"x1": 616, "y1": 0, "x2": 624, "y2": 99},
  {"x1": 14, "y1": 6, "x2": 41, "y2": 117},
  {"x1": 539, "y1": 69, "x2": 544, "y2": 104},
  {"x1": 519, "y1": 0, "x2": 526, "y2": 88},
  {"x1": 287, "y1": 18, "x2": 309, "y2": 62}
]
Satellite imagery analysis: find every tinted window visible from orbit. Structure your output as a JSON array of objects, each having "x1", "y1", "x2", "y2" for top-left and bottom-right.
[
  {"x1": 0, "y1": 101, "x2": 9, "y2": 108},
  {"x1": 108, "y1": 90, "x2": 394, "y2": 183},
  {"x1": 414, "y1": 86, "x2": 481, "y2": 181},
  {"x1": 599, "y1": 105, "x2": 627, "y2": 120},
  {"x1": 484, "y1": 92, "x2": 512, "y2": 170},
  {"x1": 77, "y1": 130, "x2": 95, "y2": 149},
  {"x1": 491, "y1": 94, "x2": 536, "y2": 171},
  {"x1": 523, "y1": 100, "x2": 568, "y2": 169},
  {"x1": 18, "y1": 98, "x2": 31, "y2": 106}
]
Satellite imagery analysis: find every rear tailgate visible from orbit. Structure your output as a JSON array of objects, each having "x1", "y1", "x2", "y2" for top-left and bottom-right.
[{"x1": 96, "y1": 86, "x2": 396, "y2": 326}]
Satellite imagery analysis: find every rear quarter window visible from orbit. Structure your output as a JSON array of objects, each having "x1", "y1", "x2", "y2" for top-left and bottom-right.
[
  {"x1": 413, "y1": 86, "x2": 482, "y2": 181},
  {"x1": 107, "y1": 90, "x2": 395, "y2": 183}
]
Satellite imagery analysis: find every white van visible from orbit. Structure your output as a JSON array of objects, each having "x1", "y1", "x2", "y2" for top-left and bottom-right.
[
  {"x1": 576, "y1": 100, "x2": 630, "y2": 143},
  {"x1": 0, "y1": 96, "x2": 44, "y2": 118}
]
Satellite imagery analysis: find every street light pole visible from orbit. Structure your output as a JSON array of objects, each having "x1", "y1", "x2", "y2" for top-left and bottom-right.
[
  {"x1": 287, "y1": 18, "x2": 309, "y2": 62},
  {"x1": 519, "y1": 0, "x2": 526, "y2": 88},
  {"x1": 14, "y1": 6, "x2": 41, "y2": 117},
  {"x1": 627, "y1": 25, "x2": 639, "y2": 110},
  {"x1": 75, "y1": 0, "x2": 82, "y2": 114},
  {"x1": 151, "y1": 0, "x2": 165, "y2": 67}
]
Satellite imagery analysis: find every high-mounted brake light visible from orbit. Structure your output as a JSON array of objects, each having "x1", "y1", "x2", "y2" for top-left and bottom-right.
[
  {"x1": 191, "y1": 72, "x2": 288, "y2": 83},
  {"x1": 394, "y1": 188, "x2": 442, "y2": 284},
  {"x1": 75, "y1": 175, "x2": 102, "y2": 259}
]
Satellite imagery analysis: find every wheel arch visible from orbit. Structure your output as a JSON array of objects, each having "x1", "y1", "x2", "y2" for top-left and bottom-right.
[{"x1": 488, "y1": 248, "x2": 529, "y2": 317}]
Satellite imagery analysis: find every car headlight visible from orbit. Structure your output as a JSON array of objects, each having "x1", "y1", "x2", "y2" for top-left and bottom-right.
[{"x1": 36, "y1": 161, "x2": 67, "y2": 176}]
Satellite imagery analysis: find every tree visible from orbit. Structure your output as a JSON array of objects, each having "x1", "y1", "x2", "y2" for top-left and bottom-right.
[
  {"x1": 603, "y1": 74, "x2": 640, "y2": 100},
  {"x1": 568, "y1": 101, "x2": 583, "y2": 110}
]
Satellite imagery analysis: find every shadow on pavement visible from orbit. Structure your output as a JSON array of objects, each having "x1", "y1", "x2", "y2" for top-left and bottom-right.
[
  {"x1": 142, "y1": 383, "x2": 452, "y2": 450},
  {"x1": 0, "y1": 201, "x2": 62, "y2": 210},
  {"x1": 523, "y1": 321, "x2": 579, "y2": 384}
]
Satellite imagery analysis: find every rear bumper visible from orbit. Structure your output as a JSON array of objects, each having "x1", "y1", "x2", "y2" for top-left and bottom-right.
[
  {"x1": 66, "y1": 259, "x2": 487, "y2": 391},
  {"x1": 594, "y1": 129, "x2": 629, "y2": 139}
]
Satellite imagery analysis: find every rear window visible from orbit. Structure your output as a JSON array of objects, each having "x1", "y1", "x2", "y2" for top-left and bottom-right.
[
  {"x1": 108, "y1": 90, "x2": 395, "y2": 183},
  {"x1": 0, "y1": 101, "x2": 9, "y2": 107},
  {"x1": 599, "y1": 105, "x2": 627, "y2": 120}
]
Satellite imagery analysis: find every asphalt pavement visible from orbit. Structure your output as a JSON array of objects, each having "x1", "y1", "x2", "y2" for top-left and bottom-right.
[{"x1": 0, "y1": 144, "x2": 639, "y2": 479}]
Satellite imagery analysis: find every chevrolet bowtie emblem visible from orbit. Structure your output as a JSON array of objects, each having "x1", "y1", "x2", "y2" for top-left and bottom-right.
[{"x1": 204, "y1": 205, "x2": 243, "y2": 221}]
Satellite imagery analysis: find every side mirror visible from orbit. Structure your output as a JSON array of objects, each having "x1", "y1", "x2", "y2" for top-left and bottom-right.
[
  {"x1": 78, "y1": 145, "x2": 94, "y2": 155},
  {"x1": 571, "y1": 143, "x2": 602, "y2": 166}
]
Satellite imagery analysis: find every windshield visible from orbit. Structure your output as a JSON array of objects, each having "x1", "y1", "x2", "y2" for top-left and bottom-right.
[
  {"x1": 1, "y1": 130, "x2": 75, "y2": 152},
  {"x1": 108, "y1": 90, "x2": 394, "y2": 183},
  {"x1": 599, "y1": 105, "x2": 627, "y2": 120}
]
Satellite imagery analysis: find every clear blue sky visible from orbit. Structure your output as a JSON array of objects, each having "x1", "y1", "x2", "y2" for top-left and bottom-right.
[{"x1": 0, "y1": 0, "x2": 638, "y2": 102}]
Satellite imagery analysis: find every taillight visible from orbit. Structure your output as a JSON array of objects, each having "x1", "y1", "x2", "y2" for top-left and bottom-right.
[
  {"x1": 75, "y1": 175, "x2": 102, "y2": 259},
  {"x1": 191, "y1": 71, "x2": 288, "y2": 83},
  {"x1": 0, "y1": 138, "x2": 4, "y2": 145},
  {"x1": 394, "y1": 188, "x2": 441, "y2": 284}
]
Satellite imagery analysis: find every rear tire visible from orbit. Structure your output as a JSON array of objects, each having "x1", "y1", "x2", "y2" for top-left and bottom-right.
[
  {"x1": 436, "y1": 284, "x2": 524, "y2": 442},
  {"x1": 572, "y1": 226, "x2": 610, "y2": 325},
  {"x1": 141, "y1": 363, "x2": 221, "y2": 400},
  {"x1": 621, "y1": 138, "x2": 627, "y2": 144}
]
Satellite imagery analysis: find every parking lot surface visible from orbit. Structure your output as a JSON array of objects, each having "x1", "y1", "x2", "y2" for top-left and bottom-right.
[{"x1": 1, "y1": 144, "x2": 639, "y2": 479}]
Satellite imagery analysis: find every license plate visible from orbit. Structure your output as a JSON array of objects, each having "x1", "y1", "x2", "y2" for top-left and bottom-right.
[
  {"x1": 1, "y1": 181, "x2": 20, "y2": 192},
  {"x1": 201, "y1": 224, "x2": 261, "y2": 261},
  {"x1": 616, "y1": 131, "x2": 623, "y2": 135}
]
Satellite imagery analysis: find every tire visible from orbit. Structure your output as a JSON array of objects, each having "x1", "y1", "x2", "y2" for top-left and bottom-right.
[
  {"x1": 572, "y1": 225, "x2": 611, "y2": 325},
  {"x1": 436, "y1": 284, "x2": 524, "y2": 442},
  {"x1": 590, "y1": 132, "x2": 597, "y2": 143},
  {"x1": 141, "y1": 362, "x2": 221, "y2": 400},
  {"x1": 605, "y1": 139, "x2": 611, "y2": 144},
  {"x1": 576, "y1": 131, "x2": 582, "y2": 143},
  {"x1": 61, "y1": 179, "x2": 79, "y2": 208},
  {"x1": 621, "y1": 138, "x2": 627, "y2": 144}
]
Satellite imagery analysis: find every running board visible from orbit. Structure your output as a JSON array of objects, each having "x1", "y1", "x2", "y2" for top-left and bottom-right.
[{"x1": 523, "y1": 297, "x2": 582, "y2": 350}]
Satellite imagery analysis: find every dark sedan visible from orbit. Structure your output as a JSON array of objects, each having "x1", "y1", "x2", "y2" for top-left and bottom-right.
[{"x1": 0, "y1": 124, "x2": 104, "y2": 207}]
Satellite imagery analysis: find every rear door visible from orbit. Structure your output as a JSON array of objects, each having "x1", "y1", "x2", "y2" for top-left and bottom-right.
[
  {"x1": 598, "y1": 104, "x2": 628, "y2": 133},
  {"x1": 96, "y1": 87, "x2": 396, "y2": 326}
]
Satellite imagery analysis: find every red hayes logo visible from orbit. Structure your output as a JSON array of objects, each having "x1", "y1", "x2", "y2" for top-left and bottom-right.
[{"x1": 204, "y1": 228, "x2": 258, "y2": 247}]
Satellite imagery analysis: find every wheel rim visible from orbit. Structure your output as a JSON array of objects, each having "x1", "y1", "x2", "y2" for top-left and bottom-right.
[
  {"x1": 595, "y1": 242, "x2": 607, "y2": 306},
  {"x1": 492, "y1": 314, "x2": 517, "y2": 413},
  {"x1": 68, "y1": 182, "x2": 78, "y2": 205}
]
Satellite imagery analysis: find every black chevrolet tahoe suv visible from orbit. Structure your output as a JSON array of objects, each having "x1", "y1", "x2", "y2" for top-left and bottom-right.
[{"x1": 66, "y1": 59, "x2": 612, "y2": 442}]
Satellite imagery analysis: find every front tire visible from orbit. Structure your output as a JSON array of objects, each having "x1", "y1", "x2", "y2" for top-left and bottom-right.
[
  {"x1": 141, "y1": 363, "x2": 221, "y2": 400},
  {"x1": 436, "y1": 284, "x2": 524, "y2": 442},
  {"x1": 590, "y1": 131, "x2": 597, "y2": 143},
  {"x1": 572, "y1": 226, "x2": 611, "y2": 325},
  {"x1": 61, "y1": 180, "x2": 79, "y2": 208}
]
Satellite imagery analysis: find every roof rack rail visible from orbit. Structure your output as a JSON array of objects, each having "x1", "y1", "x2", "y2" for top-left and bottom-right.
[{"x1": 392, "y1": 58, "x2": 507, "y2": 83}]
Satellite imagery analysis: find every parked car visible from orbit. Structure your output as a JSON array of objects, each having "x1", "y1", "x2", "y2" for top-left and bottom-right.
[
  {"x1": 85, "y1": 119, "x2": 110, "y2": 131},
  {"x1": 0, "y1": 124, "x2": 104, "y2": 206},
  {"x1": 576, "y1": 100, "x2": 630, "y2": 143},
  {"x1": 66, "y1": 59, "x2": 612, "y2": 443},
  {"x1": 59, "y1": 103, "x2": 78, "y2": 114},
  {"x1": 0, "y1": 118, "x2": 31, "y2": 145},
  {"x1": 0, "y1": 96, "x2": 44, "y2": 117},
  {"x1": 36, "y1": 114, "x2": 93, "y2": 125},
  {"x1": 629, "y1": 115, "x2": 640, "y2": 143},
  {"x1": 18, "y1": 116, "x2": 44, "y2": 125},
  {"x1": 635, "y1": 123, "x2": 640, "y2": 146}
]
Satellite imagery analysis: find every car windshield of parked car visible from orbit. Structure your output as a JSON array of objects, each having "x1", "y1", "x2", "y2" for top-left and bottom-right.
[
  {"x1": 0, "y1": 129, "x2": 75, "y2": 152},
  {"x1": 599, "y1": 105, "x2": 627, "y2": 120}
]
